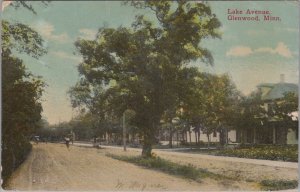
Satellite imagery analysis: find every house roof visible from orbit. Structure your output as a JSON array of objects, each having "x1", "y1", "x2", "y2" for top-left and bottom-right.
[{"x1": 257, "y1": 82, "x2": 298, "y2": 100}]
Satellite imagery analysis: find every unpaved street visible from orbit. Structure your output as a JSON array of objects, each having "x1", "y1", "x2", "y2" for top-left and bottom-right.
[
  {"x1": 101, "y1": 145, "x2": 298, "y2": 183},
  {"x1": 156, "y1": 152, "x2": 298, "y2": 182},
  {"x1": 6, "y1": 143, "x2": 260, "y2": 191}
]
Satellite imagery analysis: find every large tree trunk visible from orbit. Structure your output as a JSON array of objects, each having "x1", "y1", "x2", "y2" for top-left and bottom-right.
[
  {"x1": 142, "y1": 134, "x2": 153, "y2": 157},
  {"x1": 142, "y1": 142, "x2": 152, "y2": 157},
  {"x1": 141, "y1": 120, "x2": 159, "y2": 157}
]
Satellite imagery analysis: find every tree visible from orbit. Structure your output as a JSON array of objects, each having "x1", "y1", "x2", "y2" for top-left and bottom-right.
[
  {"x1": 2, "y1": 3, "x2": 47, "y2": 184},
  {"x1": 71, "y1": 0, "x2": 221, "y2": 157},
  {"x1": 68, "y1": 80, "x2": 129, "y2": 142},
  {"x1": 273, "y1": 93, "x2": 298, "y2": 125},
  {"x1": 7, "y1": 1, "x2": 50, "y2": 15},
  {"x1": 270, "y1": 92, "x2": 298, "y2": 144},
  {"x1": 2, "y1": 49, "x2": 46, "y2": 183},
  {"x1": 181, "y1": 73, "x2": 240, "y2": 147}
]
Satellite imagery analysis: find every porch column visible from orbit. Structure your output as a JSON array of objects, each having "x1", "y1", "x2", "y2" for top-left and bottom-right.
[
  {"x1": 272, "y1": 125, "x2": 276, "y2": 144},
  {"x1": 253, "y1": 128, "x2": 256, "y2": 144}
]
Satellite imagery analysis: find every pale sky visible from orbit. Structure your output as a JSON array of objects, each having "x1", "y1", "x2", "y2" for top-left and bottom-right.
[{"x1": 3, "y1": 1, "x2": 299, "y2": 124}]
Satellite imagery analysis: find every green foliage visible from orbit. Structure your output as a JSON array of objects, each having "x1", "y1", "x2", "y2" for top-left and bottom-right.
[
  {"x1": 107, "y1": 153, "x2": 225, "y2": 181},
  {"x1": 70, "y1": 1, "x2": 222, "y2": 156},
  {"x1": 2, "y1": 52, "x2": 45, "y2": 134},
  {"x1": 9, "y1": 1, "x2": 50, "y2": 15},
  {"x1": 69, "y1": 114, "x2": 103, "y2": 140},
  {"x1": 2, "y1": 57, "x2": 44, "y2": 181},
  {"x1": 2, "y1": 52, "x2": 45, "y2": 185},
  {"x1": 68, "y1": 80, "x2": 92, "y2": 109},
  {"x1": 260, "y1": 179, "x2": 298, "y2": 191},
  {"x1": 2, "y1": 21, "x2": 47, "y2": 58},
  {"x1": 181, "y1": 73, "x2": 240, "y2": 146},
  {"x1": 215, "y1": 145, "x2": 298, "y2": 162},
  {"x1": 2, "y1": 135, "x2": 32, "y2": 184},
  {"x1": 1, "y1": 4, "x2": 47, "y2": 185},
  {"x1": 273, "y1": 92, "x2": 298, "y2": 130}
]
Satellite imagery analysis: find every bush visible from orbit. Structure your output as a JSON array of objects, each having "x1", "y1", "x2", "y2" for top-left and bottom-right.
[
  {"x1": 2, "y1": 135, "x2": 32, "y2": 186},
  {"x1": 180, "y1": 141, "x2": 219, "y2": 148},
  {"x1": 260, "y1": 180, "x2": 298, "y2": 191},
  {"x1": 215, "y1": 145, "x2": 298, "y2": 162}
]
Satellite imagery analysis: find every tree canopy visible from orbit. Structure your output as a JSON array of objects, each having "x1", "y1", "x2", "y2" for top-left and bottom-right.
[{"x1": 70, "y1": 0, "x2": 222, "y2": 156}]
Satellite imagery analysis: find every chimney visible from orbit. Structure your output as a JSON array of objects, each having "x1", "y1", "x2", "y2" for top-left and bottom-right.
[{"x1": 280, "y1": 74, "x2": 285, "y2": 83}]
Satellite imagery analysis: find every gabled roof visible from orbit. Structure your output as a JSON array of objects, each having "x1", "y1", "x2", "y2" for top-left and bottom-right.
[{"x1": 257, "y1": 82, "x2": 298, "y2": 100}]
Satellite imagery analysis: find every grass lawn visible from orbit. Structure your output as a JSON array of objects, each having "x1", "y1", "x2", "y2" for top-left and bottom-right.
[
  {"x1": 106, "y1": 153, "x2": 230, "y2": 182},
  {"x1": 106, "y1": 153, "x2": 298, "y2": 191},
  {"x1": 260, "y1": 179, "x2": 298, "y2": 191}
]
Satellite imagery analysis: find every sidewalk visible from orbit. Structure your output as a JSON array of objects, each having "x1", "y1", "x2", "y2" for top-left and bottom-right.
[{"x1": 73, "y1": 142, "x2": 298, "y2": 169}]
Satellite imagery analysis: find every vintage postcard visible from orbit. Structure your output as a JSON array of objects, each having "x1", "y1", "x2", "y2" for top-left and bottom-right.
[{"x1": 1, "y1": 0, "x2": 299, "y2": 191}]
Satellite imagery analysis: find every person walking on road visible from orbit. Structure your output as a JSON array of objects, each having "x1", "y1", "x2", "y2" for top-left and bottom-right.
[{"x1": 65, "y1": 137, "x2": 70, "y2": 150}]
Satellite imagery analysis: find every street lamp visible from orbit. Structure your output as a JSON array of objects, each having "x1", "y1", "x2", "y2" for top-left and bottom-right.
[{"x1": 120, "y1": 72, "x2": 135, "y2": 152}]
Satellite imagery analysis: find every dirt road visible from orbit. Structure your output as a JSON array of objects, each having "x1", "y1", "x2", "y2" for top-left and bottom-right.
[{"x1": 6, "y1": 143, "x2": 260, "y2": 191}]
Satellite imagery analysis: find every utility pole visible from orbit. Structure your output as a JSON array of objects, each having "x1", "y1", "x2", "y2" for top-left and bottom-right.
[{"x1": 123, "y1": 112, "x2": 127, "y2": 151}]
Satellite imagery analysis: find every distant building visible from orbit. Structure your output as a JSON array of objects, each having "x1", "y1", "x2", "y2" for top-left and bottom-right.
[
  {"x1": 237, "y1": 75, "x2": 298, "y2": 144},
  {"x1": 185, "y1": 129, "x2": 237, "y2": 144}
]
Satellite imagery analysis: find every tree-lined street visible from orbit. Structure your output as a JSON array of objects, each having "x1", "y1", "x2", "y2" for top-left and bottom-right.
[{"x1": 2, "y1": 1, "x2": 298, "y2": 191}]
